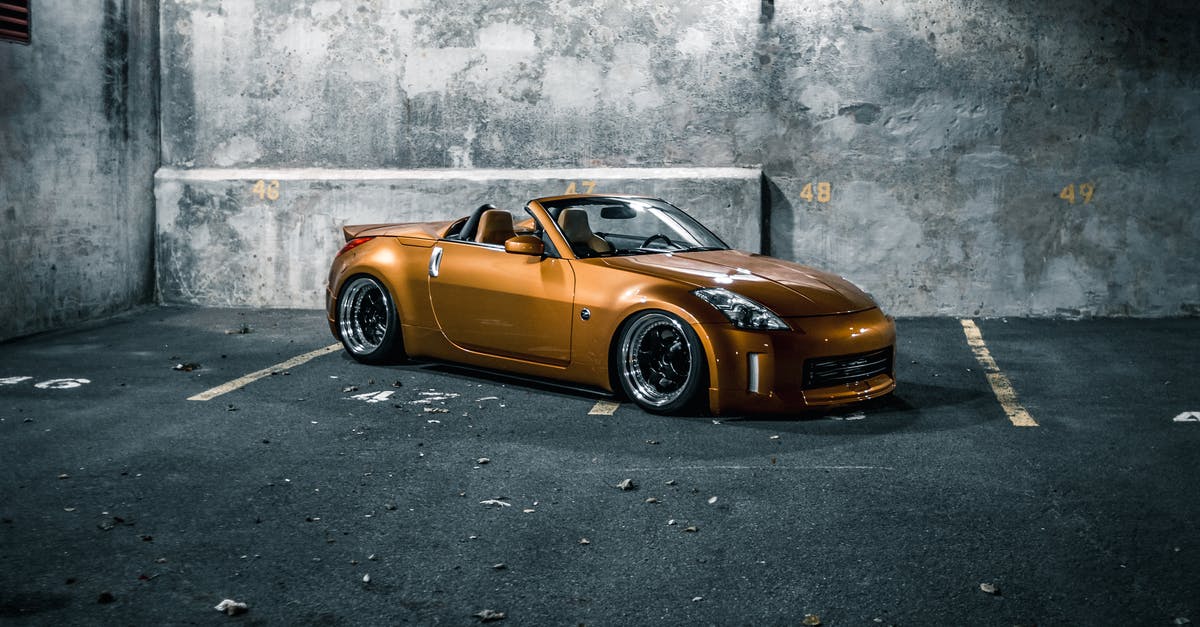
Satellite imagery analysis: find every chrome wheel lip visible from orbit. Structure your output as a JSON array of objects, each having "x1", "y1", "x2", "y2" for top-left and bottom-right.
[
  {"x1": 620, "y1": 313, "x2": 691, "y2": 408},
  {"x1": 338, "y1": 277, "x2": 389, "y2": 355}
]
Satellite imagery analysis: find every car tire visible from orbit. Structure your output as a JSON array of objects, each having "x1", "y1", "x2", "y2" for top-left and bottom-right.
[
  {"x1": 336, "y1": 275, "x2": 403, "y2": 364},
  {"x1": 614, "y1": 311, "x2": 707, "y2": 414}
]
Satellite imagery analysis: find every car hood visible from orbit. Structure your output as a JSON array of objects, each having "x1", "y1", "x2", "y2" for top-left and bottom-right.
[{"x1": 599, "y1": 250, "x2": 877, "y2": 316}]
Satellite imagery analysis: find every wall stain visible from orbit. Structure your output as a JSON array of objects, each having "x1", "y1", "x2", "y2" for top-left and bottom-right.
[{"x1": 102, "y1": 0, "x2": 130, "y2": 144}]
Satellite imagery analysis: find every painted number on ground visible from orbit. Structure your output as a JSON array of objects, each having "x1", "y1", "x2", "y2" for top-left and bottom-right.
[
  {"x1": 252, "y1": 179, "x2": 280, "y2": 201},
  {"x1": 349, "y1": 391, "x2": 394, "y2": 404},
  {"x1": 799, "y1": 182, "x2": 832, "y2": 203},
  {"x1": 1173, "y1": 411, "x2": 1200, "y2": 423},
  {"x1": 565, "y1": 180, "x2": 596, "y2": 194},
  {"x1": 2, "y1": 377, "x2": 90, "y2": 389},
  {"x1": 1058, "y1": 182, "x2": 1095, "y2": 205}
]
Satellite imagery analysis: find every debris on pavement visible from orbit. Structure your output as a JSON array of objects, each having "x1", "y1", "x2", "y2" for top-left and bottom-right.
[
  {"x1": 214, "y1": 598, "x2": 249, "y2": 615},
  {"x1": 683, "y1": 526, "x2": 699, "y2": 533},
  {"x1": 645, "y1": 439, "x2": 659, "y2": 445},
  {"x1": 578, "y1": 538, "x2": 590, "y2": 545},
  {"x1": 615, "y1": 478, "x2": 637, "y2": 491},
  {"x1": 362, "y1": 573, "x2": 371, "y2": 584},
  {"x1": 692, "y1": 596, "x2": 703, "y2": 602},
  {"x1": 97, "y1": 516, "x2": 129, "y2": 531},
  {"x1": 473, "y1": 609, "x2": 506, "y2": 622},
  {"x1": 480, "y1": 499, "x2": 512, "y2": 508},
  {"x1": 58, "y1": 473, "x2": 70, "y2": 479},
  {"x1": 173, "y1": 363, "x2": 201, "y2": 372},
  {"x1": 476, "y1": 457, "x2": 491, "y2": 465},
  {"x1": 225, "y1": 324, "x2": 252, "y2": 334},
  {"x1": 979, "y1": 582, "x2": 1000, "y2": 595},
  {"x1": 342, "y1": 385, "x2": 359, "y2": 393},
  {"x1": 667, "y1": 519, "x2": 677, "y2": 526},
  {"x1": 644, "y1": 497, "x2": 659, "y2": 504},
  {"x1": 384, "y1": 503, "x2": 397, "y2": 510},
  {"x1": 707, "y1": 496, "x2": 718, "y2": 505},
  {"x1": 424, "y1": 407, "x2": 449, "y2": 414},
  {"x1": 769, "y1": 434, "x2": 781, "y2": 441},
  {"x1": 802, "y1": 614, "x2": 822, "y2": 626},
  {"x1": 475, "y1": 396, "x2": 499, "y2": 402},
  {"x1": 493, "y1": 563, "x2": 506, "y2": 570}
]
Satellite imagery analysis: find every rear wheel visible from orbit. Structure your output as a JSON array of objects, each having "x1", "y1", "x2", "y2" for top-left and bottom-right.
[
  {"x1": 337, "y1": 276, "x2": 403, "y2": 364},
  {"x1": 615, "y1": 311, "x2": 707, "y2": 414}
]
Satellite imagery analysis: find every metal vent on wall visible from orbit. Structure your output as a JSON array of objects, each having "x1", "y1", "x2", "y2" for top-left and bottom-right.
[{"x1": 1, "y1": 0, "x2": 29, "y2": 44}]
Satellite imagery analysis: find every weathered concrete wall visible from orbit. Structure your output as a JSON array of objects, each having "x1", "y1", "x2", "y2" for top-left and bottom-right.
[
  {"x1": 0, "y1": 1, "x2": 159, "y2": 341},
  {"x1": 155, "y1": 167, "x2": 761, "y2": 307},
  {"x1": 157, "y1": 0, "x2": 1200, "y2": 316}
]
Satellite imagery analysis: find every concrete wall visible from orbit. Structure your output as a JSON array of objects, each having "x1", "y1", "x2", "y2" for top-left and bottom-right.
[
  {"x1": 155, "y1": 167, "x2": 761, "y2": 307},
  {"x1": 0, "y1": 1, "x2": 159, "y2": 341},
  {"x1": 156, "y1": 0, "x2": 1200, "y2": 317}
]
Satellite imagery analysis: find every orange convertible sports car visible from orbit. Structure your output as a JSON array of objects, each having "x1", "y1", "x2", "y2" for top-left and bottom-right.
[{"x1": 326, "y1": 195, "x2": 895, "y2": 415}]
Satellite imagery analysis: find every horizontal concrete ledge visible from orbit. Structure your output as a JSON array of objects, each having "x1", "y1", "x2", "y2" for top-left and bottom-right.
[
  {"x1": 155, "y1": 166, "x2": 763, "y2": 308},
  {"x1": 156, "y1": 166, "x2": 763, "y2": 183}
]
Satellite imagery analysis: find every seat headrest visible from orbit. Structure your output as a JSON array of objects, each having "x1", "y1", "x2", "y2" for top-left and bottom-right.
[
  {"x1": 558, "y1": 209, "x2": 593, "y2": 242},
  {"x1": 475, "y1": 210, "x2": 516, "y2": 245}
]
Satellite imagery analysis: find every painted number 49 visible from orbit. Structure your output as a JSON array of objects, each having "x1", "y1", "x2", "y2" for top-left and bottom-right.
[{"x1": 1059, "y1": 183, "x2": 1095, "y2": 205}]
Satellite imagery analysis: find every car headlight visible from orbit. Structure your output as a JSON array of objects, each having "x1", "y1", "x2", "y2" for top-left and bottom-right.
[{"x1": 694, "y1": 288, "x2": 789, "y2": 330}]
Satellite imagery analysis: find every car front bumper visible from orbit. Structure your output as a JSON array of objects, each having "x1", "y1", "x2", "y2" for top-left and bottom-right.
[{"x1": 699, "y1": 307, "x2": 897, "y2": 415}]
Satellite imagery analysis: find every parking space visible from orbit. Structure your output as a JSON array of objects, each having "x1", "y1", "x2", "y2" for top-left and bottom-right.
[{"x1": 1, "y1": 308, "x2": 1198, "y2": 624}]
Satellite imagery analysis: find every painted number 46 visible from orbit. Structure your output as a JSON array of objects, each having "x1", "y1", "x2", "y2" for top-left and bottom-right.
[{"x1": 252, "y1": 179, "x2": 280, "y2": 201}]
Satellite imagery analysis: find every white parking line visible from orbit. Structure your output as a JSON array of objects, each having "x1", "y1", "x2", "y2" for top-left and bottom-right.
[
  {"x1": 622, "y1": 465, "x2": 894, "y2": 471},
  {"x1": 188, "y1": 343, "x2": 342, "y2": 401},
  {"x1": 960, "y1": 319, "x2": 1038, "y2": 427},
  {"x1": 589, "y1": 400, "x2": 620, "y2": 415}
]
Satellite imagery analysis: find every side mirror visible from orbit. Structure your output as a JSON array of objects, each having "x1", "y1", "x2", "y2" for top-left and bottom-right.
[{"x1": 504, "y1": 234, "x2": 544, "y2": 256}]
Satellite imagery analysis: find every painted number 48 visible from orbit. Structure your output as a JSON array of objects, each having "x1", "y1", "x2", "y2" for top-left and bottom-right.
[{"x1": 799, "y1": 182, "x2": 832, "y2": 203}]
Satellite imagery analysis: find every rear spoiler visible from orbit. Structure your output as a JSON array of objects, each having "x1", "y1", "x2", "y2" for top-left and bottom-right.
[
  {"x1": 342, "y1": 224, "x2": 393, "y2": 241},
  {"x1": 342, "y1": 220, "x2": 461, "y2": 241}
]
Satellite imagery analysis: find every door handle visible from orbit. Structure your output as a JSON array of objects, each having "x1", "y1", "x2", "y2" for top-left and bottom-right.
[{"x1": 428, "y1": 246, "x2": 443, "y2": 277}]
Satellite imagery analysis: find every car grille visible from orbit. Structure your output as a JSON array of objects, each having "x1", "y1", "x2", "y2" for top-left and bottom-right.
[{"x1": 802, "y1": 347, "x2": 893, "y2": 389}]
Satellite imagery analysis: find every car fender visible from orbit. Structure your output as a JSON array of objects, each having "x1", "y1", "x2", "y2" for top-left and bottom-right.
[
  {"x1": 329, "y1": 238, "x2": 432, "y2": 337},
  {"x1": 598, "y1": 284, "x2": 728, "y2": 394}
]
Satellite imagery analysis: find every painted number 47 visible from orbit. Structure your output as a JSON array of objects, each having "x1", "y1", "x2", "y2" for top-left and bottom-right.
[{"x1": 565, "y1": 181, "x2": 596, "y2": 194}]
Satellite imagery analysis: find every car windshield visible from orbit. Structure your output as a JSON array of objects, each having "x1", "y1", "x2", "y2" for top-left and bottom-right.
[{"x1": 541, "y1": 197, "x2": 729, "y2": 258}]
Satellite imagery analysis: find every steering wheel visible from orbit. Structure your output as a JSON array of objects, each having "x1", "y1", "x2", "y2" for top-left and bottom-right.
[{"x1": 640, "y1": 233, "x2": 675, "y2": 249}]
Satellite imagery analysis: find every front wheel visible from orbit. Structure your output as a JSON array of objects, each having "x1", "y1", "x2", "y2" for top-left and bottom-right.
[
  {"x1": 337, "y1": 275, "x2": 403, "y2": 364},
  {"x1": 615, "y1": 311, "x2": 707, "y2": 414}
]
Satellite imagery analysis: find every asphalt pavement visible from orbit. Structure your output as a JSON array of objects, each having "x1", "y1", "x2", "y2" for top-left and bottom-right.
[{"x1": 1, "y1": 307, "x2": 1198, "y2": 625}]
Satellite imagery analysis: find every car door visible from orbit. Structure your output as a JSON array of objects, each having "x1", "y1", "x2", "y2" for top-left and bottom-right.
[{"x1": 427, "y1": 240, "x2": 575, "y2": 365}]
